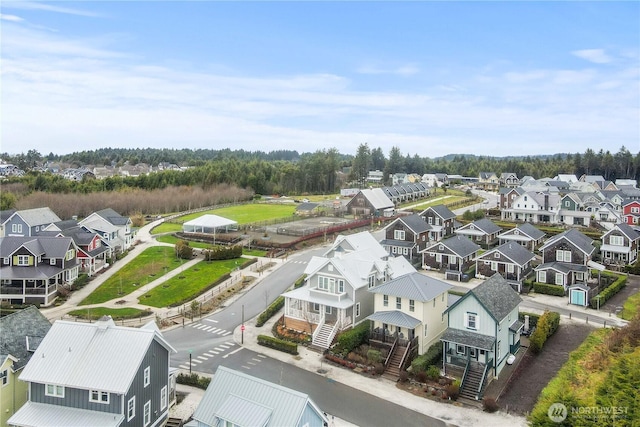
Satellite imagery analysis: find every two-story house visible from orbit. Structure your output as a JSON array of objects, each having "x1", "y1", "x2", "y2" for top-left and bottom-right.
[
  {"x1": 380, "y1": 214, "x2": 431, "y2": 264},
  {"x1": 478, "y1": 172, "x2": 499, "y2": 192},
  {"x1": 0, "y1": 307, "x2": 51, "y2": 427},
  {"x1": 1, "y1": 208, "x2": 61, "y2": 238},
  {"x1": 79, "y1": 208, "x2": 133, "y2": 256},
  {"x1": 497, "y1": 223, "x2": 545, "y2": 252},
  {"x1": 418, "y1": 205, "x2": 457, "y2": 241},
  {"x1": 498, "y1": 187, "x2": 525, "y2": 210},
  {"x1": 8, "y1": 317, "x2": 176, "y2": 427},
  {"x1": 501, "y1": 191, "x2": 562, "y2": 224},
  {"x1": 474, "y1": 243, "x2": 536, "y2": 292},
  {"x1": 454, "y1": 218, "x2": 502, "y2": 248},
  {"x1": 191, "y1": 366, "x2": 328, "y2": 427},
  {"x1": 622, "y1": 200, "x2": 640, "y2": 225},
  {"x1": 534, "y1": 228, "x2": 596, "y2": 290},
  {"x1": 441, "y1": 274, "x2": 522, "y2": 400},
  {"x1": 0, "y1": 236, "x2": 80, "y2": 306},
  {"x1": 600, "y1": 223, "x2": 640, "y2": 266},
  {"x1": 281, "y1": 232, "x2": 415, "y2": 349},
  {"x1": 558, "y1": 193, "x2": 595, "y2": 227},
  {"x1": 421, "y1": 235, "x2": 481, "y2": 281},
  {"x1": 367, "y1": 272, "x2": 452, "y2": 378},
  {"x1": 499, "y1": 173, "x2": 519, "y2": 189}
]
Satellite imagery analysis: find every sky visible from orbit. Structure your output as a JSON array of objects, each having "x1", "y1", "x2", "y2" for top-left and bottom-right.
[{"x1": 1, "y1": 1, "x2": 639, "y2": 158}]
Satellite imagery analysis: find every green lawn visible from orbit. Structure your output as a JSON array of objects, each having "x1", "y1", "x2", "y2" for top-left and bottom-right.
[
  {"x1": 155, "y1": 235, "x2": 213, "y2": 249},
  {"x1": 139, "y1": 259, "x2": 240, "y2": 307},
  {"x1": 151, "y1": 203, "x2": 297, "y2": 234},
  {"x1": 620, "y1": 290, "x2": 640, "y2": 320},
  {"x1": 79, "y1": 246, "x2": 183, "y2": 305},
  {"x1": 68, "y1": 307, "x2": 153, "y2": 321}
]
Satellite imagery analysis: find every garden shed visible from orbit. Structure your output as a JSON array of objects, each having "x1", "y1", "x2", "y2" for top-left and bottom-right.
[{"x1": 182, "y1": 214, "x2": 238, "y2": 234}]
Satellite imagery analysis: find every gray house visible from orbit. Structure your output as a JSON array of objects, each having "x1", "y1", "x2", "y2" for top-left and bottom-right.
[
  {"x1": 188, "y1": 366, "x2": 328, "y2": 427},
  {"x1": 1, "y1": 208, "x2": 61, "y2": 238},
  {"x1": 421, "y1": 235, "x2": 481, "y2": 281},
  {"x1": 454, "y1": 218, "x2": 502, "y2": 248},
  {"x1": 498, "y1": 223, "x2": 545, "y2": 252},
  {"x1": 474, "y1": 242, "x2": 536, "y2": 292},
  {"x1": 8, "y1": 317, "x2": 176, "y2": 427},
  {"x1": 380, "y1": 214, "x2": 431, "y2": 263}
]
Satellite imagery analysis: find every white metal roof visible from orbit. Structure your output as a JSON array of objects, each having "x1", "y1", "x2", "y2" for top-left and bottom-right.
[
  {"x1": 183, "y1": 214, "x2": 237, "y2": 229},
  {"x1": 8, "y1": 401, "x2": 123, "y2": 427}
]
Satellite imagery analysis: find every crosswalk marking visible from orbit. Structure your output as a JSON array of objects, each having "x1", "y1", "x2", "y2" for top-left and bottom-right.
[
  {"x1": 251, "y1": 358, "x2": 261, "y2": 362},
  {"x1": 204, "y1": 318, "x2": 218, "y2": 323},
  {"x1": 257, "y1": 354, "x2": 266, "y2": 358},
  {"x1": 204, "y1": 352, "x2": 215, "y2": 357},
  {"x1": 222, "y1": 331, "x2": 232, "y2": 336},
  {"x1": 179, "y1": 364, "x2": 189, "y2": 369},
  {"x1": 197, "y1": 356, "x2": 208, "y2": 361},
  {"x1": 247, "y1": 361, "x2": 256, "y2": 366},
  {"x1": 210, "y1": 350, "x2": 219, "y2": 355},
  {"x1": 192, "y1": 359, "x2": 202, "y2": 364},
  {"x1": 242, "y1": 365, "x2": 251, "y2": 370}
]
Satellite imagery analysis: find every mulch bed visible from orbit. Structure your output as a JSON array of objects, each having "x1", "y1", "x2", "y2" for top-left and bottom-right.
[{"x1": 497, "y1": 322, "x2": 595, "y2": 415}]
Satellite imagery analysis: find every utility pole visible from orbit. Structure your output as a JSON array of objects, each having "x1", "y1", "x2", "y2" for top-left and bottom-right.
[{"x1": 241, "y1": 304, "x2": 245, "y2": 344}]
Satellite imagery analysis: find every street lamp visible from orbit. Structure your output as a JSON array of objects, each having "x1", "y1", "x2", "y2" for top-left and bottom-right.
[{"x1": 189, "y1": 350, "x2": 192, "y2": 374}]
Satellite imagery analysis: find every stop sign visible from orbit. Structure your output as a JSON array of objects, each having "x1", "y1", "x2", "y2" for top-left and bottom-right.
[{"x1": 241, "y1": 325, "x2": 245, "y2": 331}]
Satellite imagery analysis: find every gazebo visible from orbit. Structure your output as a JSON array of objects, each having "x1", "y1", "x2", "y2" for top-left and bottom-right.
[{"x1": 182, "y1": 214, "x2": 238, "y2": 234}]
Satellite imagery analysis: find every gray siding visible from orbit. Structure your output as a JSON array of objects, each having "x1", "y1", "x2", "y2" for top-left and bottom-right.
[
  {"x1": 6, "y1": 217, "x2": 29, "y2": 237},
  {"x1": 30, "y1": 382, "x2": 121, "y2": 414},
  {"x1": 354, "y1": 287, "x2": 374, "y2": 323},
  {"x1": 299, "y1": 404, "x2": 325, "y2": 427},
  {"x1": 122, "y1": 339, "x2": 169, "y2": 427}
]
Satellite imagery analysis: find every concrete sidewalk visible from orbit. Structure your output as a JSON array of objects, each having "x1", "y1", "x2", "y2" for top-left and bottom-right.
[{"x1": 232, "y1": 312, "x2": 527, "y2": 427}]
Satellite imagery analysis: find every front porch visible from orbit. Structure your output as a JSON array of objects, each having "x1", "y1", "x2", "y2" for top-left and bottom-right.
[{"x1": 283, "y1": 296, "x2": 353, "y2": 349}]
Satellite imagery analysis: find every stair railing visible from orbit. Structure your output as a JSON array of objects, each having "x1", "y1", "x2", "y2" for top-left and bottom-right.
[
  {"x1": 460, "y1": 353, "x2": 471, "y2": 392},
  {"x1": 477, "y1": 359, "x2": 492, "y2": 400},
  {"x1": 384, "y1": 337, "x2": 398, "y2": 367}
]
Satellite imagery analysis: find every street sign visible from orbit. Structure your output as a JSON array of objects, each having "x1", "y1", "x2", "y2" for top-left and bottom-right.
[{"x1": 241, "y1": 325, "x2": 245, "y2": 331}]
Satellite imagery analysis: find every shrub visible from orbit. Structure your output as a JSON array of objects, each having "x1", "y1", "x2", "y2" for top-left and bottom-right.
[
  {"x1": 411, "y1": 342, "x2": 442, "y2": 372},
  {"x1": 589, "y1": 274, "x2": 626, "y2": 309},
  {"x1": 483, "y1": 397, "x2": 499, "y2": 413},
  {"x1": 256, "y1": 296, "x2": 284, "y2": 327},
  {"x1": 334, "y1": 322, "x2": 369, "y2": 356},
  {"x1": 518, "y1": 311, "x2": 540, "y2": 330},
  {"x1": 175, "y1": 240, "x2": 193, "y2": 259},
  {"x1": 426, "y1": 365, "x2": 441, "y2": 381},
  {"x1": 366, "y1": 349, "x2": 381, "y2": 364},
  {"x1": 72, "y1": 274, "x2": 90, "y2": 290},
  {"x1": 529, "y1": 310, "x2": 561, "y2": 354},
  {"x1": 257, "y1": 335, "x2": 298, "y2": 355},
  {"x1": 203, "y1": 245, "x2": 243, "y2": 261},
  {"x1": 374, "y1": 362, "x2": 385, "y2": 375},
  {"x1": 415, "y1": 370, "x2": 428, "y2": 383},
  {"x1": 176, "y1": 372, "x2": 211, "y2": 390},
  {"x1": 533, "y1": 282, "x2": 565, "y2": 296},
  {"x1": 398, "y1": 371, "x2": 409, "y2": 383},
  {"x1": 446, "y1": 380, "x2": 460, "y2": 401}
]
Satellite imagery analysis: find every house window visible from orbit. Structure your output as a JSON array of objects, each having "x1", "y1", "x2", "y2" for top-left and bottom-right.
[
  {"x1": 565, "y1": 201, "x2": 570, "y2": 207},
  {"x1": 396, "y1": 297, "x2": 402, "y2": 309},
  {"x1": 497, "y1": 341, "x2": 501, "y2": 359},
  {"x1": 556, "y1": 250, "x2": 571, "y2": 263},
  {"x1": 610, "y1": 235, "x2": 623, "y2": 246},
  {"x1": 394, "y1": 230, "x2": 405, "y2": 240},
  {"x1": 403, "y1": 247, "x2": 409, "y2": 255},
  {"x1": 3, "y1": 257, "x2": 7, "y2": 265},
  {"x1": 368, "y1": 275, "x2": 375, "y2": 289},
  {"x1": 539, "y1": 271, "x2": 547, "y2": 282},
  {"x1": 90, "y1": 390, "x2": 110, "y2": 404},
  {"x1": 338, "y1": 280, "x2": 344, "y2": 293},
  {"x1": 491, "y1": 261, "x2": 498, "y2": 271},
  {"x1": 507, "y1": 264, "x2": 514, "y2": 273},
  {"x1": 576, "y1": 272, "x2": 584, "y2": 281},
  {"x1": 325, "y1": 306, "x2": 332, "y2": 314},
  {"x1": 392, "y1": 246, "x2": 397, "y2": 254},
  {"x1": 555, "y1": 273, "x2": 563, "y2": 286},
  {"x1": 143, "y1": 400, "x2": 151, "y2": 426},
  {"x1": 356, "y1": 303, "x2": 360, "y2": 317},
  {"x1": 144, "y1": 366, "x2": 150, "y2": 387},
  {"x1": 383, "y1": 295, "x2": 388, "y2": 307},
  {"x1": 313, "y1": 303, "x2": 320, "y2": 312},
  {"x1": 45, "y1": 384, "x2": 65, "y2": 398},
  {"x1": 65, "y1": 249, "x2": 75, "y2": 261},
  {"x1": 161, "y1": 385, "x2": 168, "y2": 410},
  {"x1": 470, "y1": 348, "x2": 477, "y2": 358},
  {"x1": 409, "y1": 300, "x2": 415, "y2": 312},
  {"x1": 0, "y1": 369, "x2": 8, "y2": 386},
  {"x1": 465, "y1": 312, "x2": 478, "y2": 330},
  {"x1": 127, "y1": 397, "x2": 136, "y2": 421},
  {"x1": 424, "y1": 324, "x2": 428, "y2": 336},
  {"x1": 436, "y1": 254, "x2": 442, "y2": 263},
  {"x1": 494, "y1": 252, "x2": 500, "y2": 258},
  {"x1": 456, "y1": 344, "x2": 466, "y2": 355},
  {"x1": 17, "y1": 255, "x2": 29, "y2": 266},
  {"x1": 11, "y1": 224, "x2": 23, "y2": 233},
  {"x1": 50, "y1": 258, "x2": 56, "y2": 265}
]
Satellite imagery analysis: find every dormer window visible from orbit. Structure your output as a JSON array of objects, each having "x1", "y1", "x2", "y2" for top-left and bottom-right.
[
  {"x1": 90, "y1": 390, "x2": 110, "y2": 404},
  {"x1": 17, "y1": 255, "x2": 29, "y2": 266},
  {"x1": 494, "y1": 252, "x2": 500, "y2": 258}
]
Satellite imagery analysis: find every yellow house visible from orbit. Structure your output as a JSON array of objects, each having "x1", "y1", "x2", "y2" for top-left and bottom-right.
[{"x1": 0, "y1": 307, "x2": 51, "y2": 427}]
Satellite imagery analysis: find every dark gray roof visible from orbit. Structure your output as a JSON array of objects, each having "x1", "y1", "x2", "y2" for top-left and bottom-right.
[
  {"x1": 366, "y1": 310, "x2": 421, "y2": 329},
  {"x1": 379, "y1": 239, "x2": 413, "y2": 248},
  {"x1": 0, "y1": 209, "x2": 16, "y2": 224},
  {"x1": 296, "y1": 202, "x2": 319, "y2": 211},
  {"x1": 425, "y1": 235, "x2": 481, "y2": 257},
  {"x1": 52, "y1": 219, "x2": 80, "y2": 230},
  {"x1": 509, "y1": 320, "x2": 524, "y2": 333},
  {"x1": 511, "y1": 223, "x2": 545, "y2": 240},
  {"x1": 441, "y1": 328, "x2": 495, "y2": 351},
  {"x1": 458, "y1": 218, "x2": 501, "y2": 235},
  {"x1": 534, "y1": 262, "x2": 588, "y2": 274},
  {"x1": 611, "y1": 223, "x2": 640, "y2": 240},
  {"x1": 95, "y1": 208, "x2": 130, "y2": 226},
  {"x1": 369, "y1": 272, "x2": 452, "y2": 301},
  {"x1": 478, "y1": 242, "x2": 535, "y2": 266},
  {"x1": 470, "y1": 274, "x2": 522, "y2": 321},
  {"x1": 421, "y1": 204, "x2": 456, "y2": 220},
  {"x1": 0, "y1": 306, "x2": 51, "y2": 370},
  {"x1": 541, "y1": 228, "x2": 595, "y2": 256},
  {"x1": 396, "y1": 214, "x2": 431, "y2": 234},
  {"x1": 14, "y1": 208, "x2": 61, "y2": 227}
]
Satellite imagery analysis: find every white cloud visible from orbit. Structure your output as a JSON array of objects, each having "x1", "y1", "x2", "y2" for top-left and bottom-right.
[
  {"x1": 572, "y1": 49, "x2": 612, "y2": 64},
  {"x1": 2, "y1": 1, "x2": 102, "y2": 17},
  {"x1": 355, "y1": 64, "x2": 420, "y2": 76},
  {"x1": 0, "y1": 13, "x2": 24, "y2": 22}
]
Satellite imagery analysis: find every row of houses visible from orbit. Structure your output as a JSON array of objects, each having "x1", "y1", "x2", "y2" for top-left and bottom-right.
[{"x1": 0, "y1": 207, "x2": 133, "y2": 307}]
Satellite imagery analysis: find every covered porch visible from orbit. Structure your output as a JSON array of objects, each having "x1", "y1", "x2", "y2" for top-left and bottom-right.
[{"x1": 366, "y1": 310, "x2": 421, "y2": 378}]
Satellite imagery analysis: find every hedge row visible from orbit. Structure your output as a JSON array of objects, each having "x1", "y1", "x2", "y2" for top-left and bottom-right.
[
  {"x1": 529, "y1": 310, "x2": 560, "y2": 354},
  {"x1": 256, "y1": 296, "x2": 284, "y2": 327},
  {"x1": 589, "y1": 274, "x2": 627, "y2": 309},
  {"x1": 176, "y1": 372, "x2": 211, "y2": 390},
  {"x1": 202, "y1": 245, "x2": 243, "y2": 260},
  {"x1": 334, "y1": 322, "x2": 369, "y2": 356},
  {"x1": 257, "y1": 334, "x2": 298, "y2": 355},
  {"x1": 410, "y1": 342, "x2": 443, "y2": 372},
  {"x1": 533, "y1": 282, "x2": 565, "y2": 296}
]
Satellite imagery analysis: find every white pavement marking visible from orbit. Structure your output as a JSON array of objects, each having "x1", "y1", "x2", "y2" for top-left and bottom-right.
[
  {"x1": 223, "y1": 347, "x2": 243, "y2": 358},
  {"x1": 204, "y1": 352, "x2": 216, "y2": 357},
  {"x1": 197, "y1": 356, "x2": 208, "y2": 361},
  {"x1": 210, "y1": 350, "x2": 220, "y2": 355},
  {"x1": 219, "y1": 344, "x2": 230, "y2": 349},
  {"x1": 214, "y1": 347, "x2": 224, "y2": 351},
  {"x1": 191, "y1": 359, "x2": 202, "y2": 364},
  {"x1": 209, "y1": 328, "x2": 220, "y2": 333},
  {"x1": 242, "y1": 365, "x2": 251, "y2": 370},
  {"x1": 202, "y1": 326, "x2": 214, "y2": 332},
  {"x1": 225, "y1": 342, "x2": 235, "y2": 346},
  {"x1": 257, "y1": 354, "x2": 266, "y2": 358},
  {"x1": 247, "y1": 361, "x2": 256, "y2": 366},
  {"x1": 251, "y1": 358, "x2": 261, "y2": 362},
  {"x1": 193, "y1": 324, "x2": 206, "y2": 329},
  {"x1": 179, "y1": 365, "x2": 189, "y2": 369},
  {"x1": 204, "y1": 318, "x2": 218, "y2": 323},
  {"x1": 222, "y1": 331, "x2": 232, "y2": 336}
]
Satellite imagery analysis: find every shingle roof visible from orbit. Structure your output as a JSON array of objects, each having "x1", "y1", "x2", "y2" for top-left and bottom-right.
[
  {"x1": 19, "y1": 318, "x2": 175, "y2": 393},
  {"x1": 609, "y1": 223, "x2": 640, "y2": 241},
  {"x1": 369, "y1": 272, "x2": 452, "y2": 301},
  {"x1": 15, "y1": 208, "x2": 61, "y2": 227},
  {"x1": 192, "y1": 366, "x2": 327, "y2": 427},
  {"x1": 540, "y1": 228, "x2": 595, "y2": 255},
  {"x1": 478, "y1": 242, "x2": 536, "y2": 266},
  {"x1": 469, "y1": 274, "x2": 522, "y2": 321},
  {"x1": 296, "y1": 202, "x2": 319, "y2": 211},
  {"x1": 393, "y1": 214, "x2": 431, "y2": 234},
  {"x1": 95, "y1": 208, "x2": 130, "y2": 226},
  {"x1": 422, "y1": 204, "x2": 456, "y2": 220},
  {"x1": 0, "y1": 306, "x2": 51, "y2": 370},
  {"x1": 441, "y1": 328, "x2": 495, "y2": 351},
  {"x1": 457, "y1": 218, "x2": 501, "y2": 236},
  {"x1": 424, "y1": 235, "x2": 481, "y2": 257}
]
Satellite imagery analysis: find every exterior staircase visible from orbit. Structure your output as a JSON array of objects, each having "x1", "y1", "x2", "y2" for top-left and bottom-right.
[
  {"x1": 383, "y1": 344, "x2": 406, "y2": 380},
  {"x1": 459, "y1": 363, "x2": 486, "y2": 400},
  {"x1": 312, "y1": 323, "x2": 336, "y2": 349},
  {"x1": 165, "y1": 417, "x2": 183, "y2": 427}
]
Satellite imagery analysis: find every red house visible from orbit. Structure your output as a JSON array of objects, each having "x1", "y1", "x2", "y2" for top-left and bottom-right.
[{"x1": 622, "y1": 200, "x2": 640, "y2": 225}]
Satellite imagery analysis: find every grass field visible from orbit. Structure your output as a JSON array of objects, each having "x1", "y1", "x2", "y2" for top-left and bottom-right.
[
  {"x1": 621, "y1": 290, "x2": 640, "y2": 320},
  {"x1": 79, "y1": 246, "x2": 183, "y2": 305},
  {"x1": 154, "y1": 235, "x2": 267, "y2": 257},
  {"x1": 151, "y1": 203, "x2": 297, "y2": 234},
  {"x1": 139, "y1": 258, "x2": 239, "y2": 307},
  {"x1": 68, "y1": 307, "x2": 153, "y2": 321}
]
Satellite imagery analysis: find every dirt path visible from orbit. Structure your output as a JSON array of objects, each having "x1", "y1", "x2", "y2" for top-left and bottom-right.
[{"x1": 497, "y1": 321, "x2": 595, "y2": 416}]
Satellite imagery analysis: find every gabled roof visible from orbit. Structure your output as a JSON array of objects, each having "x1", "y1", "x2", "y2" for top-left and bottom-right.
[
  {"x1": 19, "y1": 318, "x2": 176, "y2": 394},
  {"x1": 385, "y1": 214, "x2": 430, "y2": 234},
  {"x1": 0, "y1": 236, "x2": 73, "y2": 259},
  {"x1": 94, "y1": 208, "x2": 130, "y2": 226},
  {"x1": 326, "y1": 231, "x2": 387, "y2": 258},
  {"x1": 446, "y1": 274, "x2": 521, "y2": 322},
  {"x1": 366, "y1": 310, "x2": 421, "y2": 329},
  {"x1": 420, "y1": 204, "x2": 456, "y2": 220},
  {"x1": 423, "y1": 235, "x2": 481, "y2": 257},
  {"x1": 369, "y1": 272, "x2": 452, "y2": 301},
  {"x1": 0, "y1": 209, "x2": 16, "y2": 224},
  {"x1": 296, "y1": 202, "x2": 319, "y2": 212},
  {"x1": 192, "y1": 366, "x2": 327, "y2": 427},
  {"x1": 605, "y1": 223, "x2": 640, "y2": 241},
  {"x1": 183, "y1": 214, "x2": 237, "y2": 229},
  {"x1": 539, "y1": 228, "x2": 595, "y2": 256},
  {"x1": 0, "y1": 306, "x2": 51, "y2": 371},
  {"x1": 499, "y1": 223, "x2": 545, "y2": 241},
  {"x1": 358, "y1": 188, "x2": 395, "y2": 210},
  {"x1": 7, "y1": 208, "x2": 61, "y2": 228},
  {"x1": 476, "y1": 242, "x2": 536, "y2": 266},
  {"x1": 456, "y1": 218, "x2": 501, "y2": 235}
]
